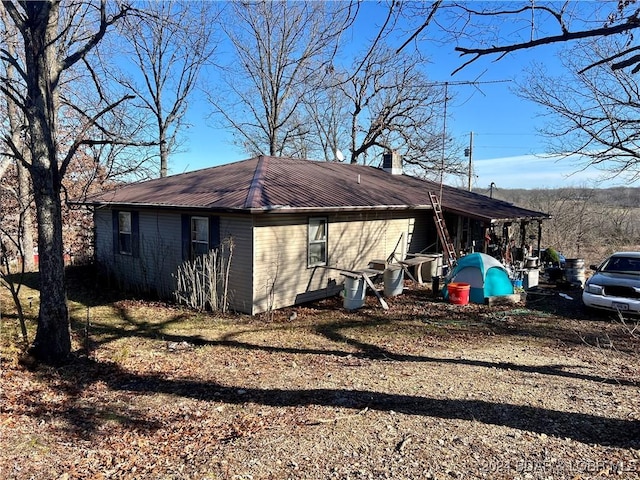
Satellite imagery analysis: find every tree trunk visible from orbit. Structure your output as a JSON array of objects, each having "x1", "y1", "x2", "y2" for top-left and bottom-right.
[
  {"x1": 29, "y1": 166, "x2": 70, "y2": 362},
  {"x1": 3, "y1": 3, "x2": 37, "y2": 272},
  {"x1": 17, "y1": 163, "x2": 37, "y2": 272},
  {"x1": 22, "y1": 1, "x2": 71, "y2": 363},
  {"x1": 159, "y1": 130, "x2": 168, "y2": 178}
]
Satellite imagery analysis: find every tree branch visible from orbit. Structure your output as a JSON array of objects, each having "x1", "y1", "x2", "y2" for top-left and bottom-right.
[
  {"x1": 59, "y1": 94, "x2": 136, "y2": 179},
  {"x1": 396, "y1": 0, "x2": 442, "y2": 54},
  {"x1": 455, "y1": 20, "x2": 640, "y2": 71},
  {"x1": 61, "y1": 1, "x2": 132, "y2": 73}
]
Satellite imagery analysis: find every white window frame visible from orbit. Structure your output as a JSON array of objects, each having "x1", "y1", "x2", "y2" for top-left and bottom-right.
[
  {"x1": 118, "y1": 211, "x2": 132, "y2": 255},
  {"x1": 308, "y1": 217, "x2": 328, "y2": 267},
  {"x1": 191, "y1": 216, "x2": 209, "y2": 258}
]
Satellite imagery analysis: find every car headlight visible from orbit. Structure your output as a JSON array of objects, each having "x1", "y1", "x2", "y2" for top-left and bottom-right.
[{"x1": 585, "y1": 284, "x2": 604, "y2": 295}]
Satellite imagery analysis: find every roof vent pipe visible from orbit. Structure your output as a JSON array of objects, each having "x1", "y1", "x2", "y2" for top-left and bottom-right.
[{"x1": 382, "y1": 150, "x2": 402, "y2": 175}]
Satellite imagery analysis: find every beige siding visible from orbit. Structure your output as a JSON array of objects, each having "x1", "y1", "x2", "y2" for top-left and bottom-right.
[
  {"x1": 252, "y1": 211, "x2": 419, "y2": 314},
  {"x1": 253, "y1": 215, "x2": 314, "y2": 314}
]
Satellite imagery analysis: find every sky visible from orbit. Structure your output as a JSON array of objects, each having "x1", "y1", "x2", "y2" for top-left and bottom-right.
[{"x1": 169, "y1": 2, "x2": 637, "y2": 190}]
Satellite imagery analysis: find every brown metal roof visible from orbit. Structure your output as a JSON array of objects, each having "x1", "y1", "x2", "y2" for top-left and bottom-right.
[{"x1": 84, "y1": 156, "x2": 549, "y2": 222}]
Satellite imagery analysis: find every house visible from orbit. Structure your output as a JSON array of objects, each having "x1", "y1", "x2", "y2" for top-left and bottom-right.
[{"x1": 83, "y1": 154, "x2": 549, "y2": 314}]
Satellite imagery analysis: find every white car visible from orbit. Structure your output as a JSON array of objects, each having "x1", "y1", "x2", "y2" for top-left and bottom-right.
[{"x1": 582, "y1": 252, "x2": 640, "y2": 315}]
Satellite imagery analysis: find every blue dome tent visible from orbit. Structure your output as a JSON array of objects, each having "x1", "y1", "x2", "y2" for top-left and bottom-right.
[{"x1": 443, "y1": 253, "x2": 514, "y2": 303}]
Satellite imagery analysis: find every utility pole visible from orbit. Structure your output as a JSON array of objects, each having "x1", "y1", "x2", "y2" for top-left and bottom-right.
[
  {"x1": 465, "y1": 131, "x2": 473, "y2": 191},
  {"x1": 427, "y1": 78, "x2": 508, "y2": 194}
]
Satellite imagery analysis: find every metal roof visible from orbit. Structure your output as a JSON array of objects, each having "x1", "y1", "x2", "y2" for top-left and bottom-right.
[{"x1": 83, "y1": 156, "x2": 549, "y2": 222}]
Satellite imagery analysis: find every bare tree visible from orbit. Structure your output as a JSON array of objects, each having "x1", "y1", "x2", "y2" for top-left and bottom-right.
[
  {"x1": 300, "y1": 81, "x2": 350, "y2": 161},
  {"x1": 335, "y1": 44, "x2": 449, "y2": 171},
  {"x1": 115, "y1": 0, "x2": 218, "y2": 178},
  {"x1": 445, "y1": 1, "x2": 640, "y2": 75},
  {"x1": 519, "y1": 38, "x2": 640, "y2": 183},
  {"x1": 208, "y1": 0, "x2": 356, "y2": 157},
  {"x1": 0, "y1": 4, "x2": 36, "y2": 273},
  {"x1": 0, "y1": 0, "x2": 133, "y2": 364},
  {"x1": 397, "y1": 2, "x2": 640, "y2": 181}
]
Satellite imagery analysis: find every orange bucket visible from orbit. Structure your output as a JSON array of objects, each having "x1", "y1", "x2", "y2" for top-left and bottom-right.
[{"x1": 448, "y1": 282, "x2": 471, "y2": 305}]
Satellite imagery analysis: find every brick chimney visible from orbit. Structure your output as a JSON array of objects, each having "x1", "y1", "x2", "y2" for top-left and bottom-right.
[{"x1": 382, "y1": 150, "x2": 402, "y2": 175}]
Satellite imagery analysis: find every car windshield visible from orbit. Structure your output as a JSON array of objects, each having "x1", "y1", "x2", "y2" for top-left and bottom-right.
[{"x1": 601, "y1": 256, "x2": 640, "y2": 274}]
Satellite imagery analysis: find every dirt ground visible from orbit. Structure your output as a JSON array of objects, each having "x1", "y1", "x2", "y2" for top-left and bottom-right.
[{"x1": 1, "y1": 274, "x2": 639, "y2": 479}]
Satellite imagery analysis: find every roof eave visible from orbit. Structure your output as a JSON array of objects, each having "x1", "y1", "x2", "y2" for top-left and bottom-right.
[{"x1": 82, "y1": 200, "x2": 550, "y2": 222}]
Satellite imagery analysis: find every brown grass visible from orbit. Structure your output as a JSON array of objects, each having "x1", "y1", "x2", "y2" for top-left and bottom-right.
[{"x1": 1, "y1": 268, "x2": 639, "y2": 479}]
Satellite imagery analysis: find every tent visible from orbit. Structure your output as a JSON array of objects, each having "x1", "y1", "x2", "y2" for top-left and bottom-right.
[{"x1": 443, "y1": 253, "x2": 514, "y2": 303}]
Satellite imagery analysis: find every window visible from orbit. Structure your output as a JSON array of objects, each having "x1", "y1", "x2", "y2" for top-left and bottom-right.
[
  {"x1": 112, "y1": 210, "x2": 139, "y2": 257},
  {"x1": 181, "y1": 215, "x2": 219, "y2": 261},
  {"x1": 118, "y1": 212, "x2": 132, "y2": 255},
  {"x1": 191, "y1": 216, "x2": 209, "y2": 258},
  {"x1": 308, "y1": 217, "x2": 327, "y2": 267}
]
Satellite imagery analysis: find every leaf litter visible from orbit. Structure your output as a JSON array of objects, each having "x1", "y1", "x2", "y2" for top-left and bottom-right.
[{"x1": 1, "y1": 282, "x2": 639, "y2": 479}]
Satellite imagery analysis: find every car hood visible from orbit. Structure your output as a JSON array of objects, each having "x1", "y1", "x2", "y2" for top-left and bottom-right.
[{"x1": 587, "y1": 271, "x2": 640, "y2": 289}]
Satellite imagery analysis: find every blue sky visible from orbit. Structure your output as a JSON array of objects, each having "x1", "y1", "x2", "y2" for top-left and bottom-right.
[{"x1": 169, "y1": 2, "x2": 636, "y2": 190}]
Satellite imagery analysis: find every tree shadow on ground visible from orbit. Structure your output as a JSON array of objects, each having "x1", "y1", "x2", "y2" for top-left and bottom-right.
[
  {"x1": 70, "y1": 302, "x2": 638, "y2": 390},
  {"x1": 15, "y1": 266, "x2": 638, "y2": 448},
  {"x1": 35, "y1": 356, "x2": 640, "y2": 449}
]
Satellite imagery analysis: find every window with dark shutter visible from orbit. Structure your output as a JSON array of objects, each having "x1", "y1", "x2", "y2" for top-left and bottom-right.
[
  {"x1": 191, "y1": 216, "x2": 209, "y2": 258},
  {"x1": 118, "y1": 212, "x2": 133, "y2": 255}
]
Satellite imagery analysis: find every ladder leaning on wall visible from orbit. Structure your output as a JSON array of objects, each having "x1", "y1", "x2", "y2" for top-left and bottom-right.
[{"x1": 428, "y1": 192, "x2": 457, "y2": 268}]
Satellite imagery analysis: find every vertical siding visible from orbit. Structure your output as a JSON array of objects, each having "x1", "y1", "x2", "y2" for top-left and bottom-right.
[
  {"x1": 137, "y1": 212, "x2": 182, "y2": 297},
  {"x1": 95, "y1": 208, "x2": 255, "y2": 313},
  {"x1": 220, "y1": 216, "x2": 253, "y2": 314},
  {"x1": 408, "y1": 210, "x2": 434, "y2": 253},
  {"x1": 95, "y1": 209, "x2": 182, "y2": 297},
  {"x1": 94, "y1": 209, "x2": 112, "y2": 264}
]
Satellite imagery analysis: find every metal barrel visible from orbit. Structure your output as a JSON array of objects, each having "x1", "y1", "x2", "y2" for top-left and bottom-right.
[{"x1": 564, "y1": 258, "x2": 586, "y2": 287}]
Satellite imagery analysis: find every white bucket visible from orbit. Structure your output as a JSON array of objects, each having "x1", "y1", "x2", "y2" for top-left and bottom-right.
[
  {"x1": 383, "y1": 266, "x2": 404, "y2": 297},
  {"x1": 343, "y1": 276, "x2": 365, "y2": 309}
]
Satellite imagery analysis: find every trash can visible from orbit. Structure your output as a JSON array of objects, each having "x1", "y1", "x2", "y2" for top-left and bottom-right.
[
  {"x1": 524, "y1": 269, "x2": 539, "y2": 289},
  {"x1": 343, "y1": 276, "x2": 365, "y2": 310},
  {"x1": 383, "y1": 265, "x2": 404, "y2": 297}
]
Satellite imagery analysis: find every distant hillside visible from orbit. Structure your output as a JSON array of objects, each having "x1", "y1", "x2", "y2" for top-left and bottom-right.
[
  {"x1": 471, "y1": 186, "x2": 640, "y2": 266},
  {"x1": 474, "y1": 186, "x2": 640, "y2": 209}
]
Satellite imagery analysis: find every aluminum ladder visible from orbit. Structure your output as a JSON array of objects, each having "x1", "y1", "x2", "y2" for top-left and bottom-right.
[{"x1": 428, "y1": 192, "x2": 457, "y2": 268}]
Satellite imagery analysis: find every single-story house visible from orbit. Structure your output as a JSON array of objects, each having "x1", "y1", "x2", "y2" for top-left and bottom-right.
[{"x1": 82, "y1": 154, "x2": 549, "y2": 314}]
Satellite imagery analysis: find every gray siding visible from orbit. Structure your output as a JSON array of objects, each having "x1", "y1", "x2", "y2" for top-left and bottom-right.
[
  {"x1": 95, "y1": 209, "x2": 254, "y2": 313},
  {"x1": 95, "y1": 209, "x2": 182, "y2": 297},
  {"x1": 220, "y1": 216, "x2": 253, "y2": 314}
]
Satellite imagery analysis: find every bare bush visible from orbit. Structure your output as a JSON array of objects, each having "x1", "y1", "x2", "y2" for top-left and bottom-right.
[{"x1": 173, "y1": 237, "x2": 234, "y2": 313}]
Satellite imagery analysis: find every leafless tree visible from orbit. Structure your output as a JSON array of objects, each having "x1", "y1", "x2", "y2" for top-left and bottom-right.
[
  {"x1": 0, "y1": 4, "x2": 36, "y2": 273},
  {"x1": 115, "y1": 0, "x2": 218, "y2": 178},
  {"x1": 0, "y1": 0, "x2": 135, "y2": 364},
  {"x1": 335, "y1": 44, "x2": 451, "y2": 173},
  {"x1": 519, "y1": 38, "x2": 640, "y2": 183},
  {"x1": 207, "y1": 0, "x2": 356, "y2": 157},
  {"x1": 398, "y1": 2, "x2": 640, "y2": 181},
  {"x1": 444, "y1": 1, "x2": 640, "y2": 75}
]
